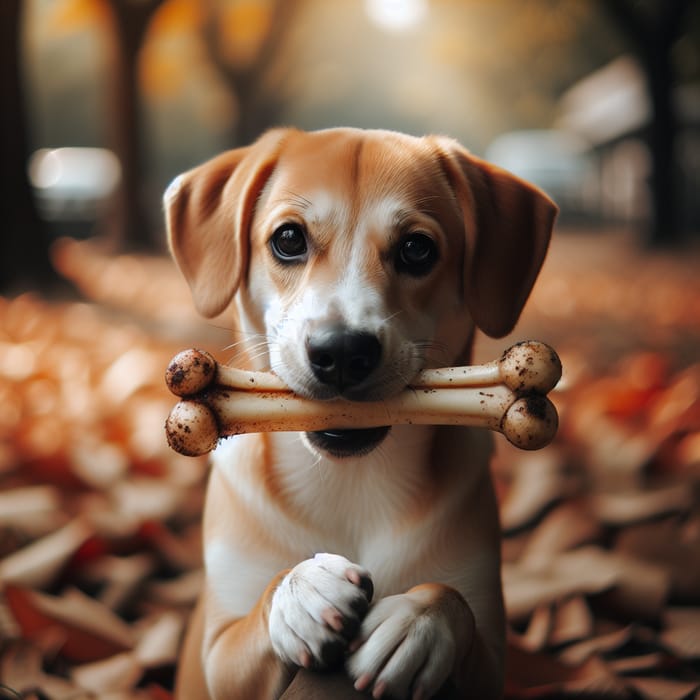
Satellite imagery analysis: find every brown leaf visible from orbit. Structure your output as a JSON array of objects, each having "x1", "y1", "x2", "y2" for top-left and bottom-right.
[
  {"x1": 0, "y1": 640, "x2": 89, "y2": 700},
  {"x1": 0, "y1": 519, "x2": 93, "y2": 589},
  {"x1": 81, "y1": 553, "x2": 157, "y2": 611},
  {"x1": 503, "y1": 547, "x2": 619, "y2": 622},
  {"x1": 504, "y1": 546, "x2": 670, "y2": 623},
  {"x1": 615, "y1": 517, "x2": 700, "y2": 602},
  {"x1": 5, "y1": 586, "x2": 135, "y2": 662},
  {"x1": 513, "y1": 605, "x2": 552, "y2": 653},
  {"x1": 134, "y1": 611, "x2": 185, "y2": 668},
  {"x1": 591, "y1": 484, "x2": 693, "y2": 527},
  {"x1": 625, "y1": 676, "x2": 700, "y2": 700},
  {"x1": 588, "y1": 551, "x2": 671, "y2": 623},
  {"x1": 500, "y1": 450, "x2": 571, "y2": 533},
  {"x1": 71, "y1": 652, "x2": 144, "y2": 693},
  {"x1": 0, "y1": 486, "x2": 64, "y2": 536},
  {"x1": 660, "y1": 607, "x2": 700, "y2": 659},
  {"x1": 559, "y1": 625, "x2": 634, "y2": 666},
  {"x1": 608, "y1": 652, "x2": 667, "y2": 674},
  {"x1": 505, "y1": 640, "x2": 631, "y2": 699},
  {"x1": 549, "y1": 596, "x2": 594, "y2": 647},
  {"x1": 519, "y1": 502, "x2": 602, "y2": 570},
  {"x1": 145, "y1": 569, "x2": 204, "y2": 607}
]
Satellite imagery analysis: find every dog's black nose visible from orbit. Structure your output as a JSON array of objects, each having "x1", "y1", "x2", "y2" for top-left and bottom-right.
[{"x1": 306, "y1": 326, "x2": 381, "y2": 390}]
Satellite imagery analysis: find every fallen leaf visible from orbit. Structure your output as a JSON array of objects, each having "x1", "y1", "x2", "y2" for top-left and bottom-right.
[
  {"x1": 505, "y1": 640, "x2": 630, "y2": 698},
  {"x1": 660, "y1": 607, "x2": 700, "y2": 659},
  {"x1": 614, "y1": 517, "x2": 700, "y2": 602},
  {"x1": 559, "y1": 625, "x2": 634, "y2": 666},
  {"x1": 5, "y1": 586, "x2": 135, "y2": 662},
  {"x1": 80, "y1": 553, "x2": 156, "y2": 611},
  {"x1": 549, "y1": 596, "x2": 594, "y2": 647},
  {"x1": 0, "y1": 519, "x2": 93, "y2": 589},
  {"x1": 504, "y1": 546, "x2": 670, "y2": 623},
  {"x1": 134, "y1": 611, "x2": 185, "y2": 667},
  {"x1": 590, "y1": 484, "x2": 693, "y2": 526},
  {"x1": 608, "y1": 651, "x2": 667, "y2": 674},
  {"x1": 625, "y1": 676, "x2": 700, "y2": 700},
  {"x1": 71, "y1": 652, "x2": 144, "y2": 693},
  {"x1": 0, "y1": 486, "x2": 64, "y2": 535},
  {"x1": 145, "y1": 569, "x2": 204, "y2": 607},
  {"x1": 500, "y1": 450, "x2": 571, "y2": 533},
  {"x1": 518, "y1": 502, "x2": 601, "y2": 570},
  {"x1": 513, "y1": 605, "x2": 552, "y2": 653},
  {"x1": 503, "y1": 548, "x2": 619, "y2": 622},
  {"x1": 0, "y1": 640, "x2": 89, "y2": 699}
]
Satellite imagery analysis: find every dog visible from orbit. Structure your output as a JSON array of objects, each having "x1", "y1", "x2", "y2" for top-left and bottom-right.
[{"x1": 165, "y1": 127, "x2": 557, "y2": 699}]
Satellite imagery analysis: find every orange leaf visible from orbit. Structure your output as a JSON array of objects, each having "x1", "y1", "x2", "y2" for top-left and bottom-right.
[{"x1": 6, "y1": 586, "x2": 135, "y2": 662}]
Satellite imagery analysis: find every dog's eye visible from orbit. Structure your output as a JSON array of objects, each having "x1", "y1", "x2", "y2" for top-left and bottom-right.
[
  {"x1": 395, "y1": 233, "x2": 438, "y2": 276},
  {"x1": 270, "y1": 224, "x2": 308, "y2": 261}
]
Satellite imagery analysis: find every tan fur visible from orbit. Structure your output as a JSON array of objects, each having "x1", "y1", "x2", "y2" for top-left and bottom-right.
[{"x1": 166, "y1": 128, "x2": 557, "y2": 699}]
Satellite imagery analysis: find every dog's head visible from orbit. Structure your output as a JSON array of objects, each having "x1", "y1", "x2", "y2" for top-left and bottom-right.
[{"x1": 165, "y1": 128, "x2": 556, "y2": 456}]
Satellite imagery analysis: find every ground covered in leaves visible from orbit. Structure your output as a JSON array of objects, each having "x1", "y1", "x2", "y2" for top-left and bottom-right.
[{"x1": 1, "y1": 231, "x2": 700, "y2": 699}]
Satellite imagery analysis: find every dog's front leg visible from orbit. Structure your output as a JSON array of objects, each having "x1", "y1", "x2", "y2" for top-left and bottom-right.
[
  {"x1": 203, "y1": 554, "x2": 373, "y2": 699},
  {"x1": 348, "y1": 583, "x2": 503, "y2": 700},
  {"x1": 201, "y1": 570, "x2": 297, "y2": 699}
]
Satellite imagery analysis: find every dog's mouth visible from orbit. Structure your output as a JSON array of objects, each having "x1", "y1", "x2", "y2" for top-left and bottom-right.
[{"x1": 306, "y1": 426, "x2": 391, "y2": 458}]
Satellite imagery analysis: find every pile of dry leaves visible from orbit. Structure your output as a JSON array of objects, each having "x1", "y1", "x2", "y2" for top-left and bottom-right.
[
  {"x1": 0, "y1": 235, "x2": 699, "y2": 699},
  {"x1": 497, "y1": 347, "x2": 700, "y2": 699},
  {"x1": 0, "y1": 293, "x2": 208, "y2": 700}
]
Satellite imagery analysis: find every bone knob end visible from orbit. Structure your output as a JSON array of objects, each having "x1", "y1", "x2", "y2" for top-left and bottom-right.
[
  {"x1": 499, "y1": 341, "x2": 562, "y2": 394},
  {"x1": 501, "y1": 395, "x2": 558, "y2": 450},
  {"x1": 165, "y1": 348, "x2": 217, "y2": 397},
  {"x1": 165, "y1": 401, "x2": 219, "y2": 456}
]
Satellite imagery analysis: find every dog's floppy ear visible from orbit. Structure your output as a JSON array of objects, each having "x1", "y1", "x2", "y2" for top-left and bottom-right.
[
  {"x1": 433, "y1": 137, "x2": 558, "y2": 338},
  {"x1": 164, "y1": 129, "x2": 288, "y2": 318}
]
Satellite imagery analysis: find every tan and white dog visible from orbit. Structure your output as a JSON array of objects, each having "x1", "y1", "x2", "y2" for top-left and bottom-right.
[{"x1": 165, "y1": 127, "x2": 557, "y2": 699}]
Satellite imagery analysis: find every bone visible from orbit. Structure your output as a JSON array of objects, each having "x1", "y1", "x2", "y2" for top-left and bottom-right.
[
  {"x1": 164, "y1": 342, "x2": 561, "y2": 457},
  {"x1": 165, "y1": 341, "x2": 561, "y2": 397}
]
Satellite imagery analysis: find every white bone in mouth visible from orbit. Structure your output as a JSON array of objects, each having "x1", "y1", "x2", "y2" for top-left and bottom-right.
[{"x1": 164, "y1": 341, "x2": 561, "y2": 457}]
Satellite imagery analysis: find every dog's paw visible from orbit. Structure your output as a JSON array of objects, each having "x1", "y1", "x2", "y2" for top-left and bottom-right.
[
  {"x1": 347, "y1": 586, "x2": 473, "y2": 700},
  {"x1": 269, "y1": 553, "x2": 373, "y2": 670}
]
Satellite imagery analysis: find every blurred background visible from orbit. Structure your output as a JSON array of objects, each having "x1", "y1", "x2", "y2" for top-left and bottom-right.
[
  {"x1": 3, "y1": 0, "x2": 700, "y2": 267},
  {"x1": 1, "y1": 1, "x2": 700, "y2": 698}
]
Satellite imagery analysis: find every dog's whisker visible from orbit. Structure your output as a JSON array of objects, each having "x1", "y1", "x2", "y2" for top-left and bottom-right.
[
  {"x1": 380, "y1": 309, "x2": 404, "y2": 325},
  {"x1": 221, "y1": 334, "x2": 267, "y2": 353}
]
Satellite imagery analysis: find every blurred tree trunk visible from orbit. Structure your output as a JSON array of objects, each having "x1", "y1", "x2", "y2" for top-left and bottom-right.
[
  {"x1": 600, "y1": 0, "x2": 691, "y2": 247},
  {"x1": 203, "y1": 0, "x2": 302, "y2": 146},
  {"x1": 0, "y1": 0, "x2": 60, "y2": 292},
  {"x1": 104, "y1": 0, "x2": 163, "y2": 250}
]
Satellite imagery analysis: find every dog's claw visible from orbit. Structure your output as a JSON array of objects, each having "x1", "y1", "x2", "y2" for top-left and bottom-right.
[
  {"x1": 339, "y1": 614, "x2": 360, "y2": 641},
  {"x1": 320, "y1": 638, "x2": 346, "y2": 668},
  {"x1": 359, "y1": 574, "x2": 374, "y2": 601}
]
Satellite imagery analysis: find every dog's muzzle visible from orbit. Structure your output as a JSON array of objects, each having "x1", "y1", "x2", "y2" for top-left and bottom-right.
[{"x1": 305, "y1": 325, "x2": 391, "y2": 457}]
